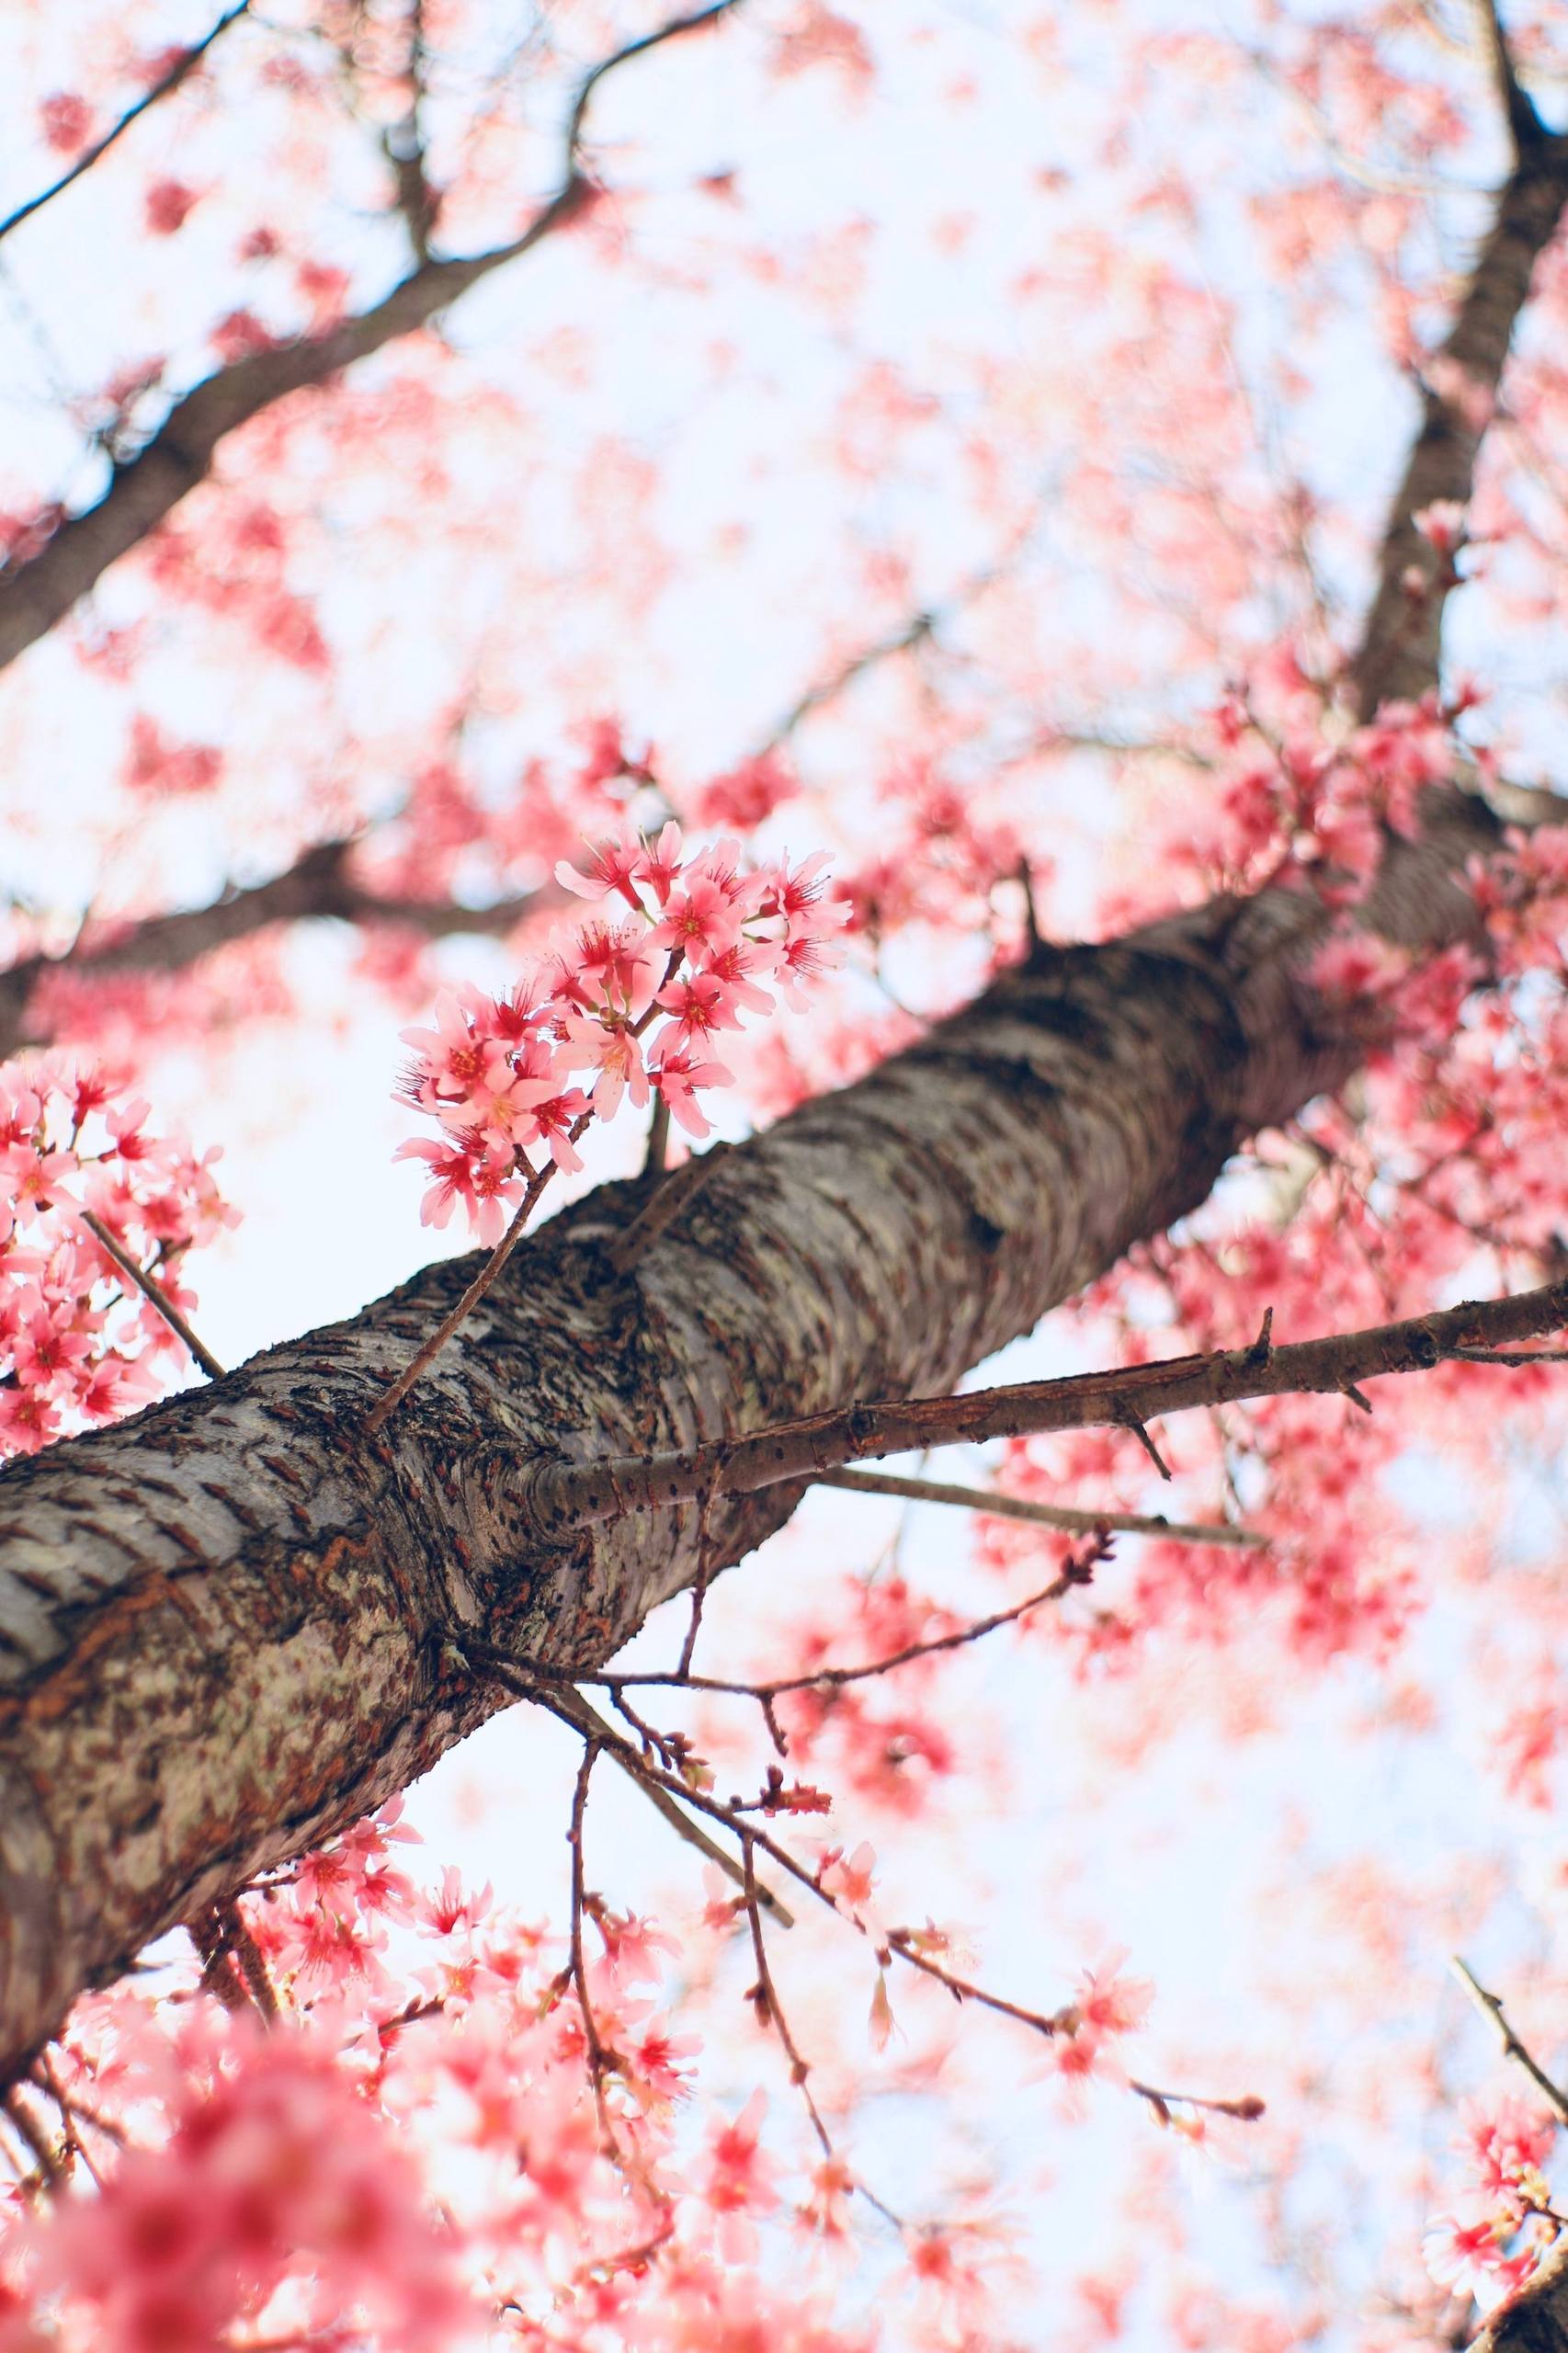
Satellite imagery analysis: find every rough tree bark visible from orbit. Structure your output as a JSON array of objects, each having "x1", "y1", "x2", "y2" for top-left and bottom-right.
[
  {"x1": 1476, "y1": 2240, "x2": 1568, "y2": 2351},
  {"x1": 0, "y1": 831, "x2": 1501, "y2": 2084},
  {"x1": 0, "y1": 18, "x2": 1563, "y2": 2134}
]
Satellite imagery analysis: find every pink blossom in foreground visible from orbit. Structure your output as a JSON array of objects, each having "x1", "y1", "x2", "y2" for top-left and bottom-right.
[{"x1": 398, "y1": 824, "x2": 842, "y2": 1232}]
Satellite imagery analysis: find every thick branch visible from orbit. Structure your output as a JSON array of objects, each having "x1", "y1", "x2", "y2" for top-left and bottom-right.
[
  {"x1": 0, "y1": 0, "x2": 741, "y2": 676},
  {"x1": 1349, "y1": 117, "x2": 1568, "y2": 713},
  {"x1": 0, "y1": 799, "x2": 1498, "y2": 2083},
  {"x1": 526, "y1": 1283, "x2": 1568, "y2": 1529}
]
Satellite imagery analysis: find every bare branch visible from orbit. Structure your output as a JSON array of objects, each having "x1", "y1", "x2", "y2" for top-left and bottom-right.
[
  {"x1": 526, "y1": 1279, "x2": 1568, "y2": 1530},
  {"x1": 1474, "y1": 0, "x2": 1548, "y2": 162},
  {"x1": 549, "y1": 1683, "x2": 793, "y2": 1923},
  {"x1": 380, "y1": 0, "x2": 439, "y2": 262},
  {"x1": 0, "y1": 0, "x2": 744, "y2": 674},
  {"x1": 753, "y1": 607, "x2": 940, "y2": 759},
  {"x1": 77, "y1": 1210, "x2": 226, "y2": 1383},
  {"x1": 540, "y1": 1551, "x2": 1102, "y2": 1699},
  {"x1": 0, "y1": 3, "x2": 252, "y2": 252},
  {"x1": 1449, "y1": 1955, "x2": 1568, "y2": 2125},
  {"x1": 745, "y1": 510, "x2": 1049, "y2": 761},
  {"x1": 483, "y1": 1647, "x2": 1256, "y2": 2132},
  {"x1": 816, "y1": 1464, "x2": 1267, "y2": 1549}
]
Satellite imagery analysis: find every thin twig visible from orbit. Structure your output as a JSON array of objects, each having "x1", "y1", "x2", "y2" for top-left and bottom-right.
[
  {"x1": 641, "y1": 1095, "x2": 672, "y2": 1179},
  {"x1": 1016, "y1": 858, "x2": 1043, "y2": 955},
  {"x1": 676, "y1": 1543, "x2": 715, "y2": 1679},
  {"x1": 480, "y1": 1649, "x2": 1265, "y2": 2132},
  {"x1": 1122, "y1": 1416, "x2": 1173, "y2": 1482},
  {"x1": 1450, "y1": 1956, "x2": 1568, "y2": 2126},
  {"x1": 1129, "y1": 2079, "x2": 1266, "y2": 2126},
  {"x1": 577, "y1": 1555, "x2": 1101, "y2": 1701},
  {"x1": 0, "y1": 3, "x2": 252, "y2": 250},
  {"x1": 551, "y1": 1684, "x2": 792, "y2": 1924},
  {"x1": 816, "y1": 1466, "x2": 1264, "y2": 1546},
  {"x1": 1, "y1": 2089, "x2": 62, "y2": 2190},
  {"x1": 609, "y1": 1141, "x2": 729, "y2": 1272},
  {"x1": 739, "y1": 1840, "x2": 830, "y2": 2154},
  {"x1": 27, "y1": 2061, "x2": 102, "y2": 2188},
  {"x1": 366, "y1": 1128, "x2": 587, "y2": 1431},
  {"x1": 79, "y1": 1209, "x2": 226, "y2": 1381},
  {"x1": 565, "y1": 1745, "x2": 619, "y2": 2149},
  {"x1": 379, "y1": 0, "x2": 438, "y2": 259},
  {"x1": 564, "y1": 0, "x2": 740, "y2": 161}
]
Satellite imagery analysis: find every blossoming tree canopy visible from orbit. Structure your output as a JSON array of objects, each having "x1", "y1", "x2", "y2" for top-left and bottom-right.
[{"x1": 4, "y1": 0, "x2": 1568, "y2": 2343}]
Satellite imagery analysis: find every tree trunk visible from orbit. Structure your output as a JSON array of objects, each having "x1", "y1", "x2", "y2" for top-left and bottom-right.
[
  {"x1": 0, "y1": 20, "x2": 1562, "y2": 2105},
  {"x1": 0, "y1": 815, "x2": 1494, "y2": 2083}
]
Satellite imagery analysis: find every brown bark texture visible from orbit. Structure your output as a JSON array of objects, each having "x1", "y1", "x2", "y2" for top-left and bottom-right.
[
  {"x1": 0, "y1": 21, "x2": 1562, "y2": 2103},
  {"x1": 0, "y1": 832, "x2": 1496, "y2": 2084},
  {"x1": 1475, "y1": 2239, "x2": 1568, "y2": 2351}
]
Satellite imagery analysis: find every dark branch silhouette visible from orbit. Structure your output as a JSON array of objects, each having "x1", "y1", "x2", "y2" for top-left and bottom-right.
[
  {"x1": 0, "y1": 837, "x2": 557, "y2": 1063},
  {"x1": 0, "y1": 0, "x2": 744, "y2": 675},
  {"x1": 0, "y1": 2, "x2": 253, "y2": 252}
]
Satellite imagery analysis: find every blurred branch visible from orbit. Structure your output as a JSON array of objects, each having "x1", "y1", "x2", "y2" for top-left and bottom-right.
[
  {"x1": 752, "y1": 605, "x2": 943, "y2": 758},
  {"x1": 380, "y1": 0, "x2": 439, "y2": 262},
  {"x1": 0, "y1": 0, "x2": 744, "y2": 674},
  {"x1": 0, "y1": 836, "x2": 561, "y2": 1062},
  {"x1": 1474, "y1": 0, "x2": 1549, "y2": 161},
  {"x1": 1348, "y1": 46, "x2": 1568, "y2": 712},
  {"x1": 0, "y1": 3, "x2": 252, "y2": 251},
  {"x1": 746, "y1": 507, "x2": 1049, "y2": 759}
]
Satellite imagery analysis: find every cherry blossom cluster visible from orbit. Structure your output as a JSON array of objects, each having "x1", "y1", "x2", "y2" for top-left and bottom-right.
[
  {"x1": 0, "y1": 1802, "x2": 1020, "y2": 2352},
  {"x1": 1183, "y1": 677, "x2": 1462, "y2": 905},
  {"x1": 1424, "y1": 2095, "x2": 1562, "y2": 2304},
  {"x1": 0, "y1": 1054, "x2": 235, "y2": 1460},
  {"x1": 396, "y1": 829, "x2": 846, "y2": 1242},
  {"x1": 1471, "y1": 819, "x2": 1568, "y2": 979}
]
